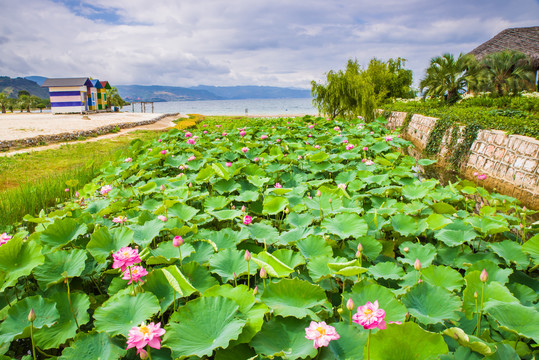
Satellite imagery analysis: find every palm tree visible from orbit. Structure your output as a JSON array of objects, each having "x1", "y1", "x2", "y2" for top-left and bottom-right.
[
  {"x1": 0, "y1": 92, "x2": 9, "y2": 113},
  {"x1": 480, "y1": 50, "x2": 533, "y2": 96},
  {"x1": 420, "y1": 53, "x2": 475, "y2": 103}
]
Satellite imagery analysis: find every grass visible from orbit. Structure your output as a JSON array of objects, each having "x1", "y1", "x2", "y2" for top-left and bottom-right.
[{"x1": 0, "y1": 130, "x2": 162, "y2": 229}]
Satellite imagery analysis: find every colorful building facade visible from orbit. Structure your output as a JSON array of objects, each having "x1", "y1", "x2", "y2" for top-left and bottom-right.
[
  {"x1": 41, "y1": 77, "x2": 93, "y2": 114},
  {"x1": 98, "y1": 80, "x2": 111, "y2": 110}
]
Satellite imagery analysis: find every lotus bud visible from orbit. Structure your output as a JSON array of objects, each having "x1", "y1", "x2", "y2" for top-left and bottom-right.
[
  {"x1": 244, "y1": 250, "x2": 251, "y2": 261},
  {"x1": 480, "y1": 269, "x2": 488, "y2": 283},
  {"x1": 403, "y1": 247, "x2": 409, "y2": 253},
  {"x1": 160, "y1": 184, "x2": 165, "y2": 191},
  {"x1": 414, "y1": 258, "x2": 421, "y2": 271},
  {"x1": 253, "y1": 286, "x2": 258, "y2": 295},
  {"x1": 241, "y1": 205, "x2": 246, "y2": 212},
  {"x1": 474, "y1": 291, "x2": 478, "y2": 299},
  {"x1": 189, "y1": 182, "x2": 193, "y2": 188},
  {"x1": 356, "y1": 250, "x2": 361, "y2": 258},
  {"x1": 346, "y1": 298, "x2": 355, "y2": 311},
  {"x1": 357, "y1": 243, "x2": 363, "y2": 252},
  {"x1": 139, "y1": 349, "x2": 148, "y2": 359},
  {"x1": 231, "y1": 205, "x2": 235, "y2": 209},
  {"x1": 523, "y1": 206, "x2": 527, "y2": 211},
  {"x1": 173, "y1": 236, "x2": 183, "y2": 247},
  {"x1": 337, "y1": 308, "x2": 343, "y2": 315},
  {"x1": 316, "y1": 190, "x2": 321, "y2": 197},
  {"x1": 65, "y1": 188, "x2": 69, "y2": 192},
  {"x1": 233, "y1": 272, "x2": 237, "y2": 279},
  {"x1": 328, "y1": 198, "x2": 332, "y2": 203},
  {"x1": 285, "y1": 207, "x2": 290, "y2": 214},
  {"x1": 417, "y1": 279, "x2": 422, "y2": 283},
  {"x1": 260, "y1": 268, "x2": 267, "y2": 279},
  {"x1": 28, "y1": 309, "x2": 36, "y2": 322}
]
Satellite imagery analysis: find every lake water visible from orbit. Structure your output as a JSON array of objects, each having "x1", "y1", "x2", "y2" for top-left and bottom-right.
[{"x1": 122, "y1": 98, "x2": 318, "y2": 116}]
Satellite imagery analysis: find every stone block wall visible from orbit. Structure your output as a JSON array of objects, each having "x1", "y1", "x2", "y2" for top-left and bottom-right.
[
  {"x1": 385, "y1": 111, "x2": 407, "y2": 130},
  {"x1": 385, "y1": 111, "x2": 539, "y2": 209}
]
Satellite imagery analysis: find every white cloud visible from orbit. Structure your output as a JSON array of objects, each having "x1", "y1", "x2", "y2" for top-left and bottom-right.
[{"x1": 0, "y1": 0, "x2": 537, "y2": 88}]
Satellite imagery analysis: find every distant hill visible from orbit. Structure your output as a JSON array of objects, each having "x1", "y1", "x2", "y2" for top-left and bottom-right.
[
  {"x1": 115, "y1": 85, "x2": 222, "y2": 102},
  {"x1": 24, "y1": 76, "x2": 47, "y2": 86},
  {"x1": 190, "y1": 85, "x2": 311, "y2": 100},
  {"x1": 0, "y1": 76, "x2": 49, "y2": 99}
]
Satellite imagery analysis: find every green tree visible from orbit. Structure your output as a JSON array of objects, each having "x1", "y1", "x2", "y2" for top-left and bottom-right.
[
  {"x1": 18, "y1": 94, "x2": 30, "y2": 112},
  {"x1": 0, "y1": 92, "x2": 9, "y2": 113},
  {"x1": 106, "y1": 87, "x2": 128, "y2": 109},
  {"x1": 18, "y1": 90, "x2": 30, "y2": 97},
  {"x1": 480, "y1": 50, "x2": 533, "y2": 96},
  {"x1": 363, "y1": 57, "x2": 415, "y2": 103},
  {"x1": 419, "y1": 53, "x2": 475, "y2": 103}
]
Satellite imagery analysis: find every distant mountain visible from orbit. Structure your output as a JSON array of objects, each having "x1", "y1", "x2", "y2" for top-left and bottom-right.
[
  {"x1": 190, "y1": 85, "x2": 311, "y2": 100},
  {"x1": 0, "y1": 76, "x2": 49, "y2": 99},
  {"x1": 24, "y1": 76, "x2": 47, "y2": 86},
  {"x1": 115, "y1": 85, "x2": 222, "y2": 102}
]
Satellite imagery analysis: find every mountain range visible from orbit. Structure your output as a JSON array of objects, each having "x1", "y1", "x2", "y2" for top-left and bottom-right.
[{"x1": 2, "y1": 76, "x2": 311, "y2": 102}]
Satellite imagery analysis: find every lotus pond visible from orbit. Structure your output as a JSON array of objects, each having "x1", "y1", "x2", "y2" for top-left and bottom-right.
[{"x1": 0, "y1": 115, "x2": 538, "y2": 360}]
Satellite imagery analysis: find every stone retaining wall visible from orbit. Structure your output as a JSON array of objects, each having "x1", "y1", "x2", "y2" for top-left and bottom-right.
[
  {"x1": 385, "y1": 111, "x2": 539, "y2": 209},
  {"x1": 0, "y1": 114, "x2": 174, "y2": 151}
]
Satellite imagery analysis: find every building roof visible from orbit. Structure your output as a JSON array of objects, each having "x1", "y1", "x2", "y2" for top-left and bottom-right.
[
  {"x1": 100, "y1": 80, "x2": 112, "y2": 89},
  {"x1": 41, "y1": 77, "x2": 93, "y2": 88},
  {"x1": 91, "y1": 79, "x2": 103, "y2": 89},
  {"x1": 469, "y1": 26, "x2": 539, "y2": 68}
]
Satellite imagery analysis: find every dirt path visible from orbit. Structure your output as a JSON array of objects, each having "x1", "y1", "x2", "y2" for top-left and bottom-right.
[{"x1": 0, "y1": 114, "x2": 183, "y2": 157}]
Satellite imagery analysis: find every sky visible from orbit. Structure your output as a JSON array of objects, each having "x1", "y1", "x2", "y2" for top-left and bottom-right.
[{"x1": 1, "y1": 0, "x2": 538, "y2": 89}]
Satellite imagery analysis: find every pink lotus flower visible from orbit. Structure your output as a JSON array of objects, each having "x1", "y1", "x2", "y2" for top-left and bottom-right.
[
  {"x1": 370, "y1": 131, "x2": 374, "y2": 135},
  {"x1": 362, "y1": 147, "x2": 368, "y2": 151},
  {"x1": 222, "y1": 132, "x2": 227, "y2": 136},
  {"x1": 112, "y1": 246, "x2": 141, "y2": 272},
  {"x1": 314, "y1": 144, "x2": 320, "y2": 149},
  {"x1": 254, "y1": 157, "x2": 259, "y2": 162},
  {"x1": 185, "y1": 132, "x2": 192, "y2": 138},
  {"x1": 308, "y1": 125, "x2": 314, "y2": 129},
  {"x1": 126, "y1": 322, "x2": 166, "y2": 355},
  {"x1": 261, "y1": 135, "x2": 268, "y2": 140},
  {"x1": 243, "y1": 215, "x2": 252, "y2": 225},
  {"x1": 365, "y1": 160, "x2": 374, "y2": 166},
  {"x1": 187, "y1": 155, "x2": 196, "y2": 161},
  {"x1": 239, "y1": 130, "x2": 246, "y2": 137},
  {"x1": 187, "y1": 138, "x2": 196, "y2": 145},
  {"x1": 179, "y1": 164, "x2": 188, "y2": 170},
  {"x1": 0, "y1": 233, "x2": 12, "y2": 246},
  {"x1": 202, "y1": 124, "x2": 207, "y2": 127},
  {"x1": 112, "y1": 216, "x2": 127, "y2": 224},
  {"x1": 158, "y1": 215, "x2": 167, "y2": 222},
  {"x1": 337, "y1": 183, "x2": 346, "y2": 190},
  {"x1": 148, "y1": 148, "x2": 152, "y2": 152},
  {"x1": 308, "y1": 134, "x2": 312, "y2": 137},
  {"x1": 305, "y1": 321, "x2": 340, "y2": 349},
  {"x1": 385, "y1": 136, "x2": 393, "y2": 142},
  {"x1": 65, "y1": 188, "x2": 70, "y2": 192},
  {"x1": 158, "y1": 139, "x2": 162, "y2": 143},
  {"x1": 352, "y1": 300, "x2": 386, "y2": 330},
  {"x1": 298, "y1": 155, "x2": 302, "y2": 160},
  {"x1": 173, "y1": 236, "x2": 183, "y2": 247},
  {"x1": 100, "y1": 185, "x2": 112, "y2": 196},
  {"x1": 478, "y1": 174, "x2": 487, "y2": 181},
  {"x1": 275, "y1": 183, "x2": 282, "y2": 188},
  {"x1": 122, "y1": 266, "x2": 148, "y2": 284},
  {"x1": 473, "y1": 171, "x2": 479, "y2": 176},
  {"x1": 334, "y1": 126, "x2": 340, "y2": 131},
  {"x1": 241, "y1": 147, "x2": 249, "y2": 153},
  {"x1": 124, "y1": 158, "x2": 133, "y2": 163},
  {"x1": 343, "y1": 139, "x2": 348, "y2": 143},
  {"x1": 276, "y1": 139, "x2": 281, "y2": 142},
  {"x1": 160, "y1": 150, "x2": 167, "y2": 155},
  {"x1": 346, "y1": 144, "x2": 354, "y2": 150},
  {"x1": 203, "y1": 130, "x2": 208, "y2": 134},
  {"x1": 226, "y1": 162, "x2": 232, "y2": 167}
]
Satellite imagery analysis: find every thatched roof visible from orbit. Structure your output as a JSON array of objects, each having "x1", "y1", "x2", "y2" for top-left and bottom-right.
[{"x1": 469, "y1": 26, "x2": 539, "y2": 69}]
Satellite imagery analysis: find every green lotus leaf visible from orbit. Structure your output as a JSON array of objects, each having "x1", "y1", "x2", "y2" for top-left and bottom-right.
[
  {"x1": 307, "y1": 256, "x2": 334, "y2": 282},
  {"x1": 141, "y1": 270, "x2": 175, "y2": 313},
  {"x1": 93, "y1": 292, "x2": 161, "y2": 336},
  {"x1": 368, "y1": 322, "x2": 448, "y2": 359},
  {"x1": 165, "y1": 296, "x2": 247, "y2": 358},
  {"x1": 212, "y1": 163, "x2": 231, "y2": 180},
  {"x1": 262, "y1": 196, "x2": 289, "y2": 215},
  {"x1": 146, "y1": 241, "x2": 195, "y2": 265},
  {"x1": 368, "y1": 261, "x2": 405, "y2": 280},
  {"x1": 323, "y1": 322, "x2": 368, "y2": 360},
  {"x1": 167, "y1": 203, "x2": 199, "y2": 221},
  {"x1": 431, "y1": 202, "x2": 457, "y2": 214},
  {"x1": 486, "y1": 302, "x2": 539, "y2": 343},
  {"x1": 398, "y1": 241, "x2": 436, "y2": 267},
  {"x1": 321, "y1": 213, "x2": 368, "y2": 239},
  {"x1": 34, "y1": 292, "x2": 90, "y2": 349},
  {"x1": 0, "y1": 295, "x2": 59, "y2": 345},
  {"x1": 434, "y1": 220, "x2": 478, "y2": 247},
  {"x1": 128, "y1": 218, "x2": 164, "y2": 248},
  {"x1": 251, "y1": 251, "x2": 294, "y2": 278},
  {"x1": 204, "y1": 285, "x2": 268, "y2": 344},
  {"x1": 209, "y1": 248, "x2": 255, "y2": 282},
  {"x1": 87, "y1": 226, "x2": 134, "y2": 263},
  {"x1": 522, "y1": 234, "x2": 539, "y2": 265},
  {"x1": 247, "y1": 222, "x2": 279, "y2": 244},
  {"x1": 183, "y1": 241, "x2": 215, "y2": 265},
  {"x1": 402, "y1": 182, "x2": 435, "y2": 200},
  {"x1": 141, "y1": 198, "x2": 162, "y2": 212},
  {"x1": 247, "y1": 175, "x2": 271, "y2": 188},
  {"x1": 335, "y1": 171, "x2": 357, "y2": 184},
  {"x1": 309, "y1": 151, "x2": 330, "y2": 163},
  {"x1": 198, "y1": 228, "x2": 248, "y2": 250},
  {"x1": 464, "y1": 215, "x2": 509, "y2": 235},
  {"x1": 390, "y1": 214, "x2": 422, "y2": 237},
  {"x1": 182, "y1": 261, "x2": 220, "y2": 293},
  {"x1": 418, "y1": 158, "x2": 437, "y2": 166},
  {"x1": 161, "y1": 265, "x2": 197, "y2": 297},
  {"x1": 214, "y1": 179, "x2": 241, "y2": 194},
  {"x1": 39, "y1": 218, "x2": 87, "y2": 249},
  {"x1": 466, "y1": 260, "x2": 512, "y2": 284},
  {"x1": 442, "y1": 327, "x2": 494, "y2": 357},
  {"x1": 426, "y1": 213, "x2": 452, "y2": 230},
  {"x1": 402, "y1": 282, "x2": 461, "y2": 325},
  {"x1": 138, "y1": 181, "x2": 157, "y2": 194},
  {"x1": 261, "y1": 278, "x2": 329, "y2": 319},
  {"x1": 346, "y1": 283, "x2": 407, "y2": 324},
  {"x1": 488, "y1": 240, "x2": 530, "y2": 270},
  {"x1": 350, "y1": 236, "x2": 383, "y2": 260},
  {"x1": 33, "y1": 249, "x2": 87, "y2": 288},
  {"x1": 210, "y1": 209, "x2": 243, "y2": 221},
  {"x1": 58, "y1": 332, "x2": 126, "y2": 360},
  {"x1": 276, "y1": 227, "x2": 313, "y2": 246},
  {"x1": 250, "y1": 317, "x2": 317, "y2": 360},
  {"x1": 204, "y1": 196, "x2": 230, "y2": 210},
  {"x1": 296, "y1": 235, "x2": 333, "y2": 259},
  {"x1": 195, "y1": 165, "x2": 215, "y2": 182},
  {"x1": 234, "y1": 190, "x2": 259, "y2": 202},
  {"x1": 270, "y1": 249, "x2": 305, "y2": 269},
  {"x1": 421, "y1": 265, "x2": 464, "y2": 292},
  {"x1": 286, "y1": 212, "x2": 315, "y2": 227},
  {"x1": 0, "y1": 236, "x2": 44, "y2": 292},
  {"x1": 462, "y1": 271, "x2": 518, "y2": 319}
]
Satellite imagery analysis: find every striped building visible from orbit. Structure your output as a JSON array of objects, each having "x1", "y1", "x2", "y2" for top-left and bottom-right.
[
  {"x1": 88, "y1": 80, "x2": 102, "y2": 111},
  {"x1": 98, "y1": 80, "x2": 111, "y2": 110},
  {"x1": 41, "y1": 78, "x2": 93, "y2": 114}
]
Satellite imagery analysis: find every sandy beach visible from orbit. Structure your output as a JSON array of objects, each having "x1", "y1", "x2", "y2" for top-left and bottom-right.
[{"x1": 0, "y1": 112, "x2": 168, "y2": 141}]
